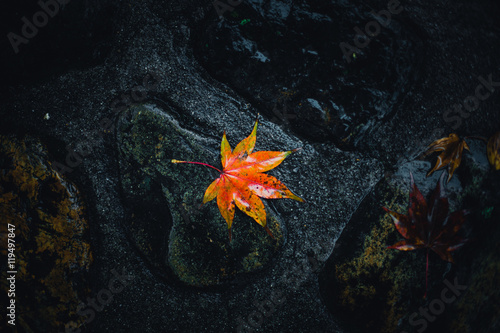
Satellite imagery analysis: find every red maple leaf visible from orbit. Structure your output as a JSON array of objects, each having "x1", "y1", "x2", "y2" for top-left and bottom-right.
[{"x1": 383, "y1": 172, "x2": 468, "y2": 297}]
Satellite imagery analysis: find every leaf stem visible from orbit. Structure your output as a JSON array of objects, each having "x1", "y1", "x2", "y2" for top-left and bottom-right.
[{"x1": 171, "y1": 159, "x2": 222, "y2": 173}]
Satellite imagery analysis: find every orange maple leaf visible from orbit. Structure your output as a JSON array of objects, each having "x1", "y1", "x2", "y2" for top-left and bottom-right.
[
  {"x1": 172, "y1": 119, "x2": 303, "y2": 241},
  {"x1": 424, "y1": 133, "x2": 470, "y2": 182}
]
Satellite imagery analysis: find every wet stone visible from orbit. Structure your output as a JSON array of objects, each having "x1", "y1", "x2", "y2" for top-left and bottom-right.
[
  {"x1": 116, "y1": 104, "x2": 282, "y2": 287},
  {"x1": 0, "y1": 135, "x2": 92, "y2": 332},
  {"x1": 319, "y1": 155, "x2": 500, "y2": 332},
  {"x1": 193, "y1": 0, "x2": 423, "y2": 148}
]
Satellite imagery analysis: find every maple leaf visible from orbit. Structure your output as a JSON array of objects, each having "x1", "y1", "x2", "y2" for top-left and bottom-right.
[
  {"x1": 424, "y1": 133, "x2": 470, "y2": 182},
  {"x1": 383, "y1": 172, "x2": 468, "y2": 297},
  {"x1": 172, "y1": 119, "x2": 303, "y2": 241},
  {"x1": 487, "y1": 131, "x2": 500, "y2": 170}
]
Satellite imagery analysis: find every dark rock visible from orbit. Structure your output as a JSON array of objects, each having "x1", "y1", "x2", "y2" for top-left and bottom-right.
[
  {"x1": 319, "y1": 143, "x2": 500, "y2": 333},
  {"x1": 116, "y1": 104, "x2": 283, "y2": 287},
  {"x1": 1, "y1": 0, "x2": 500, "y2": 331},
  {"x1": 0, "y1": 135, "x2": 92, "y2": 332},
  {"x1": 193, "y1": 0, "x2": 423, "y2": 149}
]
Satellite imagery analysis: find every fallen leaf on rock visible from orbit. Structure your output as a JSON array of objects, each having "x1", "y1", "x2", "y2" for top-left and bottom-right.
[
  {"x1": 383, "y1": 172, "x2": 468, "y2": 297},
  {"x1": 424, "y1": 133, "x2": 470, "y2": 182},
  {"x1": 172, "y1": 118, "x2": 303, "y2": 241}
]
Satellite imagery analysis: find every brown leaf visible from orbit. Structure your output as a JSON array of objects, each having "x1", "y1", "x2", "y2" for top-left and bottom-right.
[
  {"x1": 424, "y1": 133, "x2": 470, "y2": 182},
  {"x1": 487, "y1": 131, "x2": 500, "y2": 170}
]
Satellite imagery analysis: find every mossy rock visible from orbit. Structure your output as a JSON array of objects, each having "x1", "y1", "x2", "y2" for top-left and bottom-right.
[
  {"x1": 116, "y1": 104, "x2": 282, "y2": 287},
  {"x1": 320, "y1": 177, "x2": 424, "y2": 332},
  {"x1": 319, "y1": 164, "x2": 500, "y2": 332},
  {"x1": 0, "y1": 135, "x2": 92, "y2": 332}
]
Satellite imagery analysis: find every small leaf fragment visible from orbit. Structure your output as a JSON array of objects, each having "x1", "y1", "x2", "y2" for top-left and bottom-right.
[{"x1": 487, "y1": 131, "x2": 500, "y2": 170}]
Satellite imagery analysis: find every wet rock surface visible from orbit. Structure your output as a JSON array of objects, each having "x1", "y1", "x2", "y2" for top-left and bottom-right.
[
  {"x1": 116, "y1": 104, "x2": 285, "y2": 287},
  {"x1": 0, "y1": 135, "x2": 92, "y2": 332},
  {"x1": 320, "y1": 149, "x2": 500, "y2": 332},
  {"x1": 193, "y1": 0, "x2": 423, "y2": 148},
  {"x1": 1, "y1": 0, "x2": 500, "y2": 332}
]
